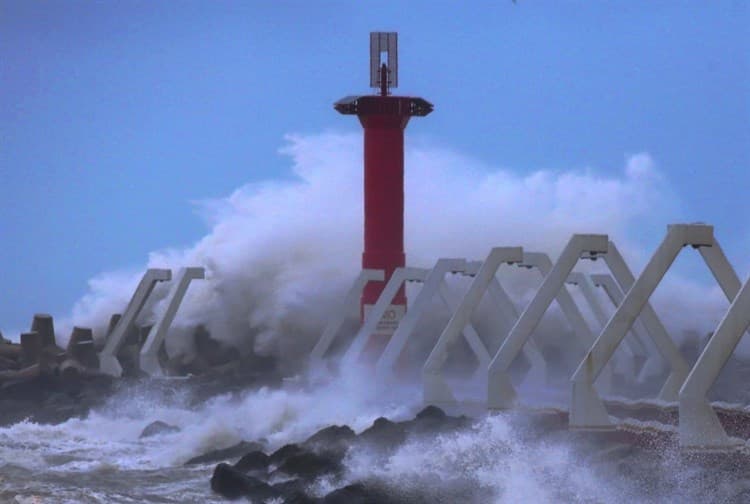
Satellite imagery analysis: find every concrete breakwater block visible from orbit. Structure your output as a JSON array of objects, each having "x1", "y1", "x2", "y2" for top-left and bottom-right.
[
  {"x1": 31, "y1": 314, "x2": 56, "y2": 348},
  {"x1": 20, "y1": 331, "x2": 42, "y2": 366},
  {"x1": 67, "y1": 327, "x2": 99, "y2": 369}
]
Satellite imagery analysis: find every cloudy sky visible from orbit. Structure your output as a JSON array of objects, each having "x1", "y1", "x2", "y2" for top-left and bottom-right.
[{"x1": 1, "y1": 1, "x2": 748, "y2": 334}]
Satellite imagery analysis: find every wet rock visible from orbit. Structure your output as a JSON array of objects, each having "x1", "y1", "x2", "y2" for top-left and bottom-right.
[
  {"x1": 322, "y1": 482, "x2": 396, "y2": 504},
  {"x1": 269, "y1": 443, "x2": 305, "y2": 466},
  {"x1": 210, "y1": 462, "x2": 279, "y2": 500},
  {"x1": 139, "y1": 420, "x2": 180, "y2": 438},
  {"x1": 0, "y1": 363, "x2": 42, "y2": 384},
  {"x1": 406, "y1": 405, "x2": 470, "y2": 436},
  {"x1": 0, "y1": 355, "x2": 19, "y2": 371},
  {"x1": 194, "y1": 325, "x2": 236, "y2": 367},
  {"x1": 0, "y1": 372, "x2": 115, "y2": 425},
  {"x1": 304, "y1": 424, "x2": 356, "y2": 459},
  {"x1": 0, "y1": 398, "x2": 37, "y2": 425},
  {"x1": 234, "y1": 450, "x2": 269, "y2": 473},
  {"x1": 357, "y1": 417, "x2": 407, "y2": 449},
  {"x1": 186, "y1": 440, "x2": 263, "y2": 465},
  {"x1": 58, "y1": 359, "x2": 85, "y2": 380},
  {"x1": 0, "y1": 342, "x2": 21, "y2": 360},
  {"x1": 275, "y1": 450, "x2": 344, "y2": 479},
  {"x1": 305, "y1": 425, "x2": 356, "y2": 447},
  {"x1": 177, "y1": 326, "x2": 242, "y2": 376},
  {"x1": 283, "y1": 490, "x2": 320, "y2": 504},
  {"x1": 415, "y1": 405, "x2": 446, "y2": 421},
  {"x1": 271, "y1": 479, "x2": 310, "y2": 500}
]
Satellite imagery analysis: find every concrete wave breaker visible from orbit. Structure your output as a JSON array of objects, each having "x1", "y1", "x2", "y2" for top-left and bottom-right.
[
  {"x1": 99, "y1": 268, "x2": 172, "y2": 377},
  {"x1": 570, "y1": 224, "x2": 744, "y2": 431}
]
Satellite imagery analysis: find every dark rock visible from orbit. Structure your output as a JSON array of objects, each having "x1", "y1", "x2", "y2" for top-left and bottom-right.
[
  {"x1": 275, "y1": 450, "x2": 344, "y2": 479},
  {"x1": 305, "y1": 425, "x2": 356, "y2": 448},
  {"x1": 415, "y1": 405, "x2": 446, "y2": 421},
  {"x1": 322, "y1": 482, "x2": 395, "y2": 504},
  {"x1": 269, "y1": 443, "x2": 305, "y2": 466},
  {"x1": 234, "y1": 450, "x2": 269, "y2": 473},
  {"x1": 194, "y1": 325, "x2": 224, "y2": 366},
  {"x1": 407, "y1": 406, "x2": 470, "y2": 436},
  {"x1": 304, "y1": 424, "x2": 356, "y2": 460},
  {"x1": 283, "y1": 490, "x2": 320, "y2": 504},
  {"x1": 116, "y1": 344, "x2": 141, "y2": 377},
  {"x1": 0, "y1": 363, "x2": 42, "y2": 384},
  {"x1": 0, "y1": 373, "x2": 115, "y2": 425},
  {"x1": 0, "y1": 342, "x2": 22, "y2": 360},
  {"x1": 180, "y1": 325, "x2": 241, "y2": 376},
  {"x1": 210, "y1": 462, "x2": 279, "y2": 500},
  {"x1": 59, "y1": 359, "x2": 85, "y2": 380},
  {"x1": 185, "y1": 440, "x2": 263, "y2": 465},
  {"x1": 357, "y1": 417, "x2": 407, "y2": 449},
  {"x1": 271, "y1": 479, "x2": 310, "y2": 500},
  {"x1": 0, "y1": 398, "x2": 37, "y2": 425},
  {"x1": 0, "y1": 355, "x2": 19, "y2": 371},
  {"x1": 323, "y1": 483, "x2": 368, "y2": 504},
  {"x1": 139, "y1": 420, "x2": 180, "y2": 438}
]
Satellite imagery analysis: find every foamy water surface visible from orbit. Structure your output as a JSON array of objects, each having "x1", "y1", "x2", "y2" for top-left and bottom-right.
[{"x1": 1, "y1": 376, "x2": 748, "y2": 504}]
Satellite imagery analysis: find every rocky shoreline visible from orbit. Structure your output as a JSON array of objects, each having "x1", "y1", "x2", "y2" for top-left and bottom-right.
[
  {"x1": 198, "y1": 404, "x2": 750, "y2": 504},
  {"x1": 207, "y1": 405, "x2": 482, "y2": 503}
]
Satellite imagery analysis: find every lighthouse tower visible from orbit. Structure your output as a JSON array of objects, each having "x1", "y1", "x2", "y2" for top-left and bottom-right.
[{"x1": 334, "y1": 32, "x2": 433, "y2": 353}]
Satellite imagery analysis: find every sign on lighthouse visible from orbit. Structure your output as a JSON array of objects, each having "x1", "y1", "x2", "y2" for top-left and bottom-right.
[{"x1": 334, "y1": 32, "x2": 433, "y2": 356}]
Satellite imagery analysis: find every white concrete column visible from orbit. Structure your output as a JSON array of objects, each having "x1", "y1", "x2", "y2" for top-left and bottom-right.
[
  {"x1": 140, "y1": 267, "x2": 205, "y2": 376},
  {"x1": 375, "y1": 259, "x2": 466, "y2": 379},
  {"x1": 98, "y1": 268, "x2": 171, "y2": 377},
  {"x1": 423, "y1": 247, "x2": 523, "y2": 405},
  {"x1": 569, "y1": 224, "x2": 713, "y2": 429},
  {"x1": 342, "y1": 267, "x2": 429, "y2": 366},
  {"x1": 309, "y1": 269, "x2": 384, "y2": 367}
]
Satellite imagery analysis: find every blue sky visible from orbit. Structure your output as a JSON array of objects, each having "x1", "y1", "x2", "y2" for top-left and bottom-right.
[{"x1": 1, "y1": 1, "x2": 748, "y2": 332}]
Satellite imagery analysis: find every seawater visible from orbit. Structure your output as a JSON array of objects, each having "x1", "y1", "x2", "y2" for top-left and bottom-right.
[{"x1": 0, "y1": 380, "x2": 747, "y2": 503}]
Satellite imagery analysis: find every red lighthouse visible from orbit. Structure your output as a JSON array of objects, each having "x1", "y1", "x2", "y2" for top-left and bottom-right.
[{"x1": 334, "y1": 32, "x2": 433, "y2": 351}]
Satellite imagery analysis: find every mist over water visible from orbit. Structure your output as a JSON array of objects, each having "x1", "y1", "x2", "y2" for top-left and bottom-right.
[
  {"x1": 2, "y1": 133, "x2": 748, "y2": 502},
  {"x1": 48, "y1": 133, "x2": 737, "y2": 361}
]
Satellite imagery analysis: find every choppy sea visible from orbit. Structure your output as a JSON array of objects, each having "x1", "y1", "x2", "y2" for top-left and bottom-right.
[{"x1": 0, "y1": 375, "x2": 748, "y2": 504}]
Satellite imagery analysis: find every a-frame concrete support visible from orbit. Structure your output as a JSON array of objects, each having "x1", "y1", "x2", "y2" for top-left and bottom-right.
[
  {"x1": 487, "y1": 236, "x2": 609, "y2": 410},
  {"x1": 140, "y1": 267, "x2": 205, "y2": 376},
  {"x1": 679, "y1": 273, "x2": 750, "y2": 450},
  {"x1": 309, "y1": 269, "x2": 384, "y2": 368},
  {"x1": 594, "y1": 241, "x2": 690, "y2": 402},
  {"x1": 376, "y1": 258, "x2": 473, "y2": 380},
  {"x1": 589, "y1": 273, "x2": 654, "y2": 380},
  {"x1": 570, "y1": 224, "x2": 742, "y2": 430},
  {"x1": 342, "y1": 267, "x2": 429, "y2": 366},
  {"x1": 422, "y1": 247, "x2": 523, "y2": 405},
  {"x1": 99, "y1": 268, "x2": 171, "y2": 377},
  {"x1": 516, "y1": 254, "x2": 615, "y2": 391},
  {"x1": 566, "y1": 272, "x2": 647, "y2": 377}
]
